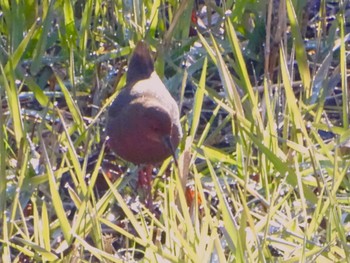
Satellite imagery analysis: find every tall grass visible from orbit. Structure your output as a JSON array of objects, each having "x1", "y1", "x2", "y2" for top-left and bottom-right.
[{"x1": 0, "y1": 0, "x2": 349, "y2": 262}]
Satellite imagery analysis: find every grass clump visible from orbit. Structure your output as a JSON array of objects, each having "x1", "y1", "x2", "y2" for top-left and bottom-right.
[{"x1": 1, "y1": 0, "x2": 350, "y2": 262}]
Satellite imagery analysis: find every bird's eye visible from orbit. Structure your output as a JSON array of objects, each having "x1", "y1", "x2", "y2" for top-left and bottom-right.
[{"x1": 152, "y1": 125, "x2": 160, "y2": 132}]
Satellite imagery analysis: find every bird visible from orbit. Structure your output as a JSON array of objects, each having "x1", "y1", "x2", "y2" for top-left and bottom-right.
[{"x1": 106, "y1": 41, "x2": 182, "y2": 167}]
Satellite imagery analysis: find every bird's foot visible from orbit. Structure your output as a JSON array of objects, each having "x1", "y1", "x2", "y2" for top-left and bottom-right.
[{"x1": 137, "y1": 164, "x2": 154, "y2": 210}]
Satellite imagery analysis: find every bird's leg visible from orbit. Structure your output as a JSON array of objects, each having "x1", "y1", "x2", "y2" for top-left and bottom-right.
[{"x1": 137, "y1": 164, "x2": 154, "y2": 209}]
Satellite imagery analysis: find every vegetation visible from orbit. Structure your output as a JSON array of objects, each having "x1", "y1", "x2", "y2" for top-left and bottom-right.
[{"x1": 0, "y1": 0, "x2": 349, "y2": 262}]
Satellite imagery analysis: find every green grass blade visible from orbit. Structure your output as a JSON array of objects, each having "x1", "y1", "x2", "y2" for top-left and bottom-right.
[
  {"x1": 41, "y1": 138, "x2": 73, "y2": 244},
  {"x1": 286, "y1": 0, "x2": 311, "y2": 98},
  {"x1": 190, "y1": 56, "x2": 207, "y2": 138}
]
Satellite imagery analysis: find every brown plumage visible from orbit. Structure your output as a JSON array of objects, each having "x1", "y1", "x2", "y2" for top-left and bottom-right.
[{"x1": 106, "y1": 41, "x2": 182, "y2": 164}]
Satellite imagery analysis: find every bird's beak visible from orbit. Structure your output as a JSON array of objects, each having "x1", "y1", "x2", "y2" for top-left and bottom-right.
[{"x1": 163, "y1": 135, "x2": 178, "y2": 167}]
